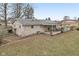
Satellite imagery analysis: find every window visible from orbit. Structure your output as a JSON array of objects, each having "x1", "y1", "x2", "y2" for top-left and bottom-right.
[
  {"x1": 31, "y1": 25, "x2": 34, "y2": 28},
  {"x1": 48, "y1": 26, "x2": 52, "y2": 31},
  {"x1": 48, "y1": 27, "x2": 50, "y2": 30}
]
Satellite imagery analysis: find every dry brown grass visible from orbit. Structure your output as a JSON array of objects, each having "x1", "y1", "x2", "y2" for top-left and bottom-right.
[{"x1": 0, "y1": 31, "x2": 79, "y2": 56}]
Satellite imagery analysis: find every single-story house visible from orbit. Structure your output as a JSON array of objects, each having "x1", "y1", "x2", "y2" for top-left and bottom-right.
[{"x1": 11, "y1": 18, "x2": 57, "y2": 37}]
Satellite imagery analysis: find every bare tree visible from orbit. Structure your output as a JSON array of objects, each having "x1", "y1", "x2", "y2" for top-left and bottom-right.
[
  {"x1": 10, "y1": 3, "x2": 24, "y2": 18},
  {"x1": 4, "y1": 3, "x2": 8, "y2": 27},
  {"x1": 48, "y1": 17, "x2": 51, "y2": 20},
  {"x1": 0, "y1": 3, "x2": 34, "y2": 27},
  {"x1": 0, "y1": 3, "x2": 4, "y2": 20},
  {"x1": 9, "y1": 3, "x2": 34, "y2": 19},
  {"x1": 23, "y1": 3, "x2": 34, "y2": 19},
  {"x1": 45, "y1": 18, "x2": 48, "y2": 20},
  {"x1": 0, "y1": 3, "x2": 8, "y2": 27}
]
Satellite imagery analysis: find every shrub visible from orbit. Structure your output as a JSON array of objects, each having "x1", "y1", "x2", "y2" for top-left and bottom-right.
[
  {"x1": 7, "y1": 29, "x2": 13, "y2": 33},
  {"x1": 70, "y1": 26, "x2": 74, "y2": 31},
  {"x1": 70, "y1": 26, "x2": 76, "y2": 31},
  {"x1": 61, "y1": 27, "x2": 64, "y2": 33},
  {"x1": 76, "y1": 28, "x2": 79, "y2": 31}
]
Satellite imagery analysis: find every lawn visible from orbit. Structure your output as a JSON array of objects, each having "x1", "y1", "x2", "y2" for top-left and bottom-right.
[{"x1": 0, "y1": 31, "x2": 79, "y2": 56}]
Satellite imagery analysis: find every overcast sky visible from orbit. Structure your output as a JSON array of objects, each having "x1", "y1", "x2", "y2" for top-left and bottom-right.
[{"x1": 33, "y1": 3, "x2": 79, "y2": 20}]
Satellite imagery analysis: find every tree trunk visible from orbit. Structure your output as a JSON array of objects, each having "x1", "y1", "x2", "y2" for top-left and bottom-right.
[
  {"x1": 0, "y1": 35, "x2": 2, "y2": 45},
  {"x1": 4, "y1": 3, "x2": 7, "y2": 27}
]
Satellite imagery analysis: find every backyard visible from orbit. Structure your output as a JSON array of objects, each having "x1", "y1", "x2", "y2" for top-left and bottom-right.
[
  {"x1": 0, "y1": 3, "x2": 79, "y2": 56},
  {"x1": 0, "y1": 31, "x2": 79, "y2": 55}
]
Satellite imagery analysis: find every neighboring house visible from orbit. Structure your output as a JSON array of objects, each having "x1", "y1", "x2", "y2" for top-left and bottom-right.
[
  {"x1": 11, "y1": 18, "x2": 57, "y2": 37},
  {"x1": 61, "y1": 19, "x2": 78, "y2": 30}
]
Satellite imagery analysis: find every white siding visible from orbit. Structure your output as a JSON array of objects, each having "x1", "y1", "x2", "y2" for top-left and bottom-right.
[
  {"x1": 21, "y1": 25, "x2": 46, "y2": 37},
  {"x1": 12, "y1": 21, "x2": 48, "y2": 37},
  {"x1": 12, "y1": 21, "x2": 23, "y2": 36}
]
